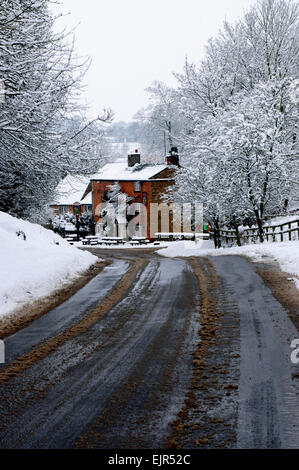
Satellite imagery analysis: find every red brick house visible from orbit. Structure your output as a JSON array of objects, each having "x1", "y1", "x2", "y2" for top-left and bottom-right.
[{"x1": 82, "y1": 149, "x2": 179, "y2": 240}]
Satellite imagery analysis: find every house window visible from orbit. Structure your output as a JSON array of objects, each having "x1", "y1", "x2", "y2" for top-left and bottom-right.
[
  {"x1": 83, "y1": 205, "x2": 92, "y2": 213},
  {"x1": 134, "y1": 181, "x2": 141, "y2": 192},
  {"x1": 59, "y1": 205, "x2": 68, "y2": 215}
]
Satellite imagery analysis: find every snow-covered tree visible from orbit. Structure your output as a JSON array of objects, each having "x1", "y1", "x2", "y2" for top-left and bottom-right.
[
  {"x1": 0, "y1": 0, "x2": 112, "y2": 219},
  {"x1": 215, "y1": 80, "x2": 295, "y2": 241},
  {"x1": 135, "y1": 81, "x2": 185, "y2": 162},
  {"x1": 170, "y1": 0, "x2": 299, "y2": 244},
  {"x1": 173, "y1": 77, "x2": 298, "y2": 245},
  {"x1": 52, "y1": 211, "x2": 94, "y2": 237},
  {"x1": 97, "y1": 182, "x2": 133, "y2": 237}
]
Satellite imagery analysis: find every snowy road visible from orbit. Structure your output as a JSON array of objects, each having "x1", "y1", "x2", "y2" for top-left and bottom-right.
[{"x1": 0, "y1": 249, "x2": 298, "y2": 449}]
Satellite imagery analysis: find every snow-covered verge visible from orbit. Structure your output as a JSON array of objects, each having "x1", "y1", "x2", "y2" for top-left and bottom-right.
[
  {"x1": 265, "y1": 214, "x2": 299, "y2": 226},
  {"x1": 158, "y1": 239, "x2": 299, "y2": 290},
  {"x1": 0, "y1": 211, "x2": 98, "y2": 318}
]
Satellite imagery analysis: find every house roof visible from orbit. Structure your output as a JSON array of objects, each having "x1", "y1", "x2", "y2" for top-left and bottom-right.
[
  {"x1": 51, "y1": 175, "x2": 92, "y2": 206},
  {"x1": 90, "y1": 162, "x2": 169, "y2": 181}
]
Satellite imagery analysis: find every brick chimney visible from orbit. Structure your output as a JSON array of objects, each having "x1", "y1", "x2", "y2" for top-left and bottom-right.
[
  {"x1": 128, "y1": 149, "x2": 140, "y2": 167},
  {"x1": 166, "y1": 147, "x2": 179, "y2": 166}
]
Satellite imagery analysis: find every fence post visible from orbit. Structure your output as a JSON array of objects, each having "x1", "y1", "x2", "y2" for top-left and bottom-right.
[
  {"x1": 0, "y1": 340, "x2": 4, "y2": 364},
  {"x1": 280, "y1": 225, "x2": 283, "y2": 242}
]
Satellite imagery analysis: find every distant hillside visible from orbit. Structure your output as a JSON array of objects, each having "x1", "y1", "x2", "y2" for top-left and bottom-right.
[{"x1": 105, "y1": 121, "x2": 140, "y2": 143}]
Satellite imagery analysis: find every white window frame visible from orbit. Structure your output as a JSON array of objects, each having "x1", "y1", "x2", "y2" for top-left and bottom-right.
[
  {"x1": 134, "y1": 181, "x2": 141, "y2": 192},
  {"x1": 59, "y1": 205, "x2": 68, "y2": 215}
]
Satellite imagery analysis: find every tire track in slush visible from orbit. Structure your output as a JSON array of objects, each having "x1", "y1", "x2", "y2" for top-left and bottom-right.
[
  {"x1": 0, "y1": 259, "x2": 144, "y2": 385},
  {"x1": 0, "y1": 259, "x2": 158, "y2": 444},
  {"x1": 0, "y1": 257, "x2": 199, "y2": 448},
  {"x1": 1, "y1": 250, "x2": 296, "y2": 449},
  {"x1": 164, "y1": 257, "x2": 238, "y2": 449},
  {"x1": 1, "y1": 260, "x2": 161, "y2": 443},
  {"x1": 74, "y1": 261, "x2": 199, "y2": 449}
]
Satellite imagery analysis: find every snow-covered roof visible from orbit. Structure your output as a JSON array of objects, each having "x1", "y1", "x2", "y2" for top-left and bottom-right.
[
  {"x1": 90, "y1": 162, "x2": 169, "y2": 181},
  {"x1": 51, "y1": 175, "x2": 92, "y2": 206}
]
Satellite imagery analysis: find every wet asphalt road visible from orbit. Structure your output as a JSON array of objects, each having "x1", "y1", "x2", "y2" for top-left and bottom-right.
[
  {"x1": 0, "y1": 249, "x2": 298, "y2": 449},
  {"x1": 211, "y1": 256, "x2": 299, "y2": 449}
]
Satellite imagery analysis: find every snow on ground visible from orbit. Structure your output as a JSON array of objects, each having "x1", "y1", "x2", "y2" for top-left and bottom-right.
[
  {"x1": 0, "y1": 211, "x2": 98, "y2": 318},
  {"x1": 265, "y1": 214, "x2": 299, "y2": 226},
  {"x1": 159, "y1": 239, "x2": 299, "y2": 289}
]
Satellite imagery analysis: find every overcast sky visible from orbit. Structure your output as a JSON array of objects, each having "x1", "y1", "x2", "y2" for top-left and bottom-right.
[{"x1": 54, "y1": 0, "x2": 256, "y2": 122}]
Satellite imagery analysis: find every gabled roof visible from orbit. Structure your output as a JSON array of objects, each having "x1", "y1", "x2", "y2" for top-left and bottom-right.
[
  {"x1": 51, "y1": 175, "x2": 92, "y2": 206},
  {"x1": 90, "y1": 162, "x2": 169, "y2": 181}
]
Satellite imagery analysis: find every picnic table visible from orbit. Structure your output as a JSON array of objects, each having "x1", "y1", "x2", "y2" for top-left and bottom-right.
[
  {"x1": 82, "y1": 236, "x2": 124, "y2": 246},
  {"x1": 66, "y1": 235, "x2": 80, "y2": 244},
  {"x1": 131, "y1": 237, "x2": 150, "y2": 245},
  {"x1": 101, "y1": 237, "x2": 124, "y2": 244},
  {"x1": 82, "y1": 235, "x2": 98, "y2": 246},
  {"x1": 100, "y1": 239, "x2": 118, "y2": 246},
  {"x1": 81, "y1": 236, "x2": 151, "y2": 247},
  {"x1": 155, "y1": 232, "x2": 195, "y2": 241}
]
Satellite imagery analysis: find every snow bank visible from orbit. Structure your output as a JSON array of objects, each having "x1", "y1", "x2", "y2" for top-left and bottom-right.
[
  {"x1": 159, "y1": 239, "x2": 299, "y2": 289},
  {"x1": 265, "y1": 214, "x2": 299, "y2": 226},
  {"x1": 0, "y1": 211, "x2": 98, "y2": 317},
  {"x1": 158, "y1": 239, "x2": 215, "y2": 257}
]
